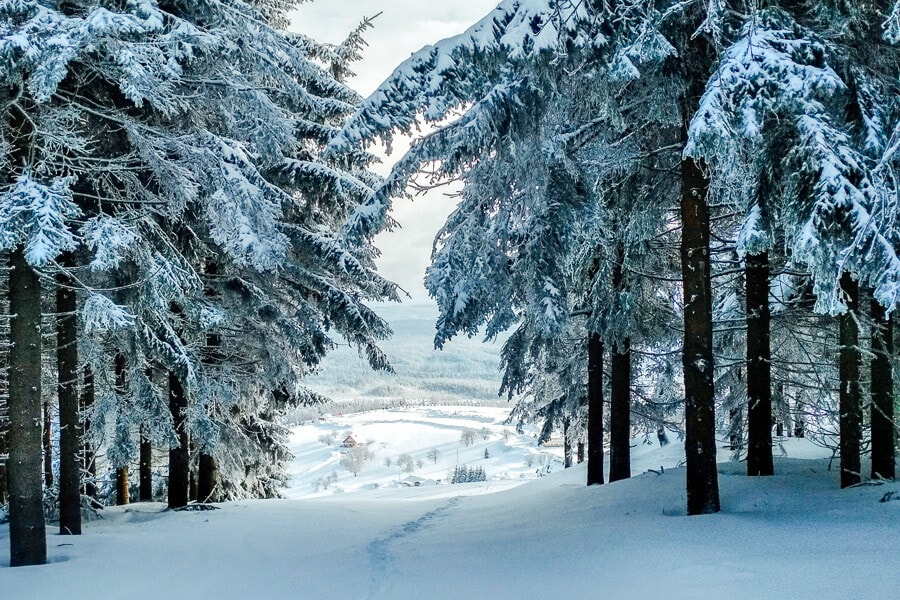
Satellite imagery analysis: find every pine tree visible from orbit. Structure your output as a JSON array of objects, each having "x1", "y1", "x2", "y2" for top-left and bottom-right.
[
  {"x1": 686, "y1": 2, "x2": 900, "y2": 487},
  {"x1": 587, "y1": 332, "x2": 604, "y2": 486},
  {"x1": 167, "y1": 369, "x2": 189, "y2": 508},
  {"x1": 57, "y1": 251, "x2": 81, "y2": 533},
  {"x1": 2, "y1": 1, "x2": 395, "y2": 514},
  {"x1": 114, "y1": 351, "x2": 130, "y2": 505},
  {"x1": 7, "y1": 246, "x2": 47, "y2": 566},
  {"x1": 333, "y1": 0, "x2": 681, "y2": 490},
  {"x1": 139, "y1": 424, "x2": 153, "y2": 502},
  {"x1": 839, "y1": 274, "x2": 862, "y2": 488},
  {"x1": 745, "y1": 251, "x2": 774, "y2": 477},
  {"x1": 870, "y1": 297, "x2": 895, "y2": 480}
]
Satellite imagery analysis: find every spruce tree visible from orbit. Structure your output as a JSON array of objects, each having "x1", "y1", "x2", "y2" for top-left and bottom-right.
[
  {"x1": 746, "y1": 251, "x2": 774, "y2": 477},
  {"x1": 839, "y1": 274, "x2": 861, "y2": 488},
  {"x1": 870, "y1": 297, "x2": 895, "y2": 480},
  {"x1": 587, "y1": 333, "x2": 604, "y2": 486},
  {"x1": 57, "y1": 251, "x2": 81, "y2": 533},
  {"x1": 7, "y1": 246, "x2": 47, "y2": 566},
  {"x1": 2, "y1": 1, "x2": 394, "y2": 511}
]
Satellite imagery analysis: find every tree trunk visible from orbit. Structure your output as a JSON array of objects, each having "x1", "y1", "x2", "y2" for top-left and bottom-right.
[
  {"x1": 870, "y1": 298, "x2": 894, "y2": 481},
  {"x1": 7, "y1": 245, "x2": 47, "y2": 566},
  {"x1": 839, "y1": 273, "x2": 861, "y2": 488},
  {"x1": 587, "y1": 332, "x2": 604, "y2": 485},
  {"x1": 197, "y1": 452, "x2": 218, "y2": 502},
  {"x1": 189, "y1": 457, "x2": 198, "y2": 503},
  {"x1": 57, "y1": 255, "x2": 82, "y2": 534},
  {"x1": 681, "y1": 152, "x2": 720, "y2": 515},
  {"x1": 609, "y1": 241, "x2": 632, "y2": 482},
  {"x1": 168, "y1": 371, "x2": 190, "y2": 508},
  {"x1": 115, "y1": 351, "x2": 129, "y2": 506},
  {"x1": 43, "y1": 399, "x2": 53, "y2": 487},
  {"x1": 610, "y1": 339, "x2": 631, "y2": 482},
  {"x1": 0, "y1": 275, "x2": 6, "y2": 506},
  {"x1": 774, "y1": 382, "x2": 790, "y2": 438},
  {"x1": 0, "y1": 401, "x2": 7, "y2": 506},
  {"x1": 116, "y1": 466, "x2": 129, "y2": 506},
  {"x1": 81, "y1": 365, "x2": 97, "y2": 500},
  {"x1": 197, "y1": 327, "x2": 221, "y2": 502},
  {"x1": 577, "y1": 441, "x2": 585, "y2": 464},
  {"x1": 746, "y1": 252, "x2": 774, "y2": 476},
  {"x1": 139, "y1": 425, "x2": 153, "y2": 501},
  {"x1": 728, "y1": 405, "x2": 743, "y2": 454},
  {"x1": 563, "y1": 417, "x2": 573, "y2": 468}
]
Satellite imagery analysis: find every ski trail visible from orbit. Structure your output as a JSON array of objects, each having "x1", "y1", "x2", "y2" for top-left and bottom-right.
[{"x1": 365, "y1": 496, "x2": 462, "y2": 599}]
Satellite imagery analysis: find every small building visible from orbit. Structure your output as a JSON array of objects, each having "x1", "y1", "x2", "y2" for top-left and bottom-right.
[{"x1": 342, "y1": 434, "x2": 359, "y2": 448}]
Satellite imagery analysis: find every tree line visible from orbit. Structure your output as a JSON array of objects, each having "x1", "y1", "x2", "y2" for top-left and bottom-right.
[
  {"x1": 332, "y1": 0, "x2": 900, "y2": 516},
  {"x1": 0, "y1": 1, "x2": 394, "y2": 567}
]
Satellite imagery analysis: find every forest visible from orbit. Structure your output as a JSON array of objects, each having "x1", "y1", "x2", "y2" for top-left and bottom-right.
[{"x1": 0, "y1": 0, "x2": 899, "y2": 574}]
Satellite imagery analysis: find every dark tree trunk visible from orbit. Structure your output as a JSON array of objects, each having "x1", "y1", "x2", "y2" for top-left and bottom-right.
[
  {"x1": 197, "y1": 327, "x2": 221, "y2": 502},
  {"x1": 43, "y1": 399, "x2": 53, "y2": 487},
  {"x1": 609, "y1": 242, "x2": 631, "y2": 482},
  {"x1": 139, "y1": 425, "x2": 153, "y2": 501},
  {"x1": 577, "y1": 441, "x2": 585, "y2": 464},
  {"x1": 839, "y1": 273, "x2": 861, "y2": 488},
  {"x1": 197, "y1": 452, "x2": 218, "y2": 502},
  {"x1": 563, "y1": 417, "x2": 573, "y2": 468},
  {"x1": 870, "y1": 298, "x2": 894, "y2": 481},
  {"x1": 681, "y1": 152, "x2": 720, "y2": 515},
  {"x1": 587, "y1": 332, "x2": 604, "y2": 485},
  {"x1": 168, "y1": 371, "x2": 190, "y2": 508},
  {"x1": 610, "y1": 339, "x2": 631, "y2": 482},
  {"x1": 7, "y1": 245, "x2": 47, "y2": 566},
  {"x1": 81, "y1": 365, "x2": 97, "y2": 500},
  {"x1": 0, "y1": 292, "x2": 6, "y2": 507},
  {"x1": 0, "y1": 400, "x2": 7, "y2": 506},
  {"x1": 57, "y1": 255, "x2": 82, "y2": 534},
  {"x1": 746, "y1": 252, "x2": 774, "y2": 476},
  {"x1": 115, "y1": 352, "x2": 129, "y2": 505}
]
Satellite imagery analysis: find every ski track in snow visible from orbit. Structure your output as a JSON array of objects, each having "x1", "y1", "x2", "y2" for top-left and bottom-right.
[{"x1": 365, "y1": 496, "x2": 463, "y2": 599}]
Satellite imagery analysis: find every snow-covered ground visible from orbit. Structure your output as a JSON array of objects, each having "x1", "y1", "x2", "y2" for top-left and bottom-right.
[
  {"x1": 287, "y1": 406, "x2": 554, "y2": 498},
  {"x1": 285, "y1": 405, "x2": 694, "y2": 499},
  {"x1": 3, "y1": 405, "x2": 898, "y2": 599}
]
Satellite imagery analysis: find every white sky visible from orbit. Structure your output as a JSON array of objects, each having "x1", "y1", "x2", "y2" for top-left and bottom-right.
[{"x1": 290, "y1": 1, "x2": 498, "y2": 303}]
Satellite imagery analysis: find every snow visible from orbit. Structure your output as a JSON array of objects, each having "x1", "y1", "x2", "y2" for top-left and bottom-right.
[
  {"x1": 284, "y1": 406, "x2": 551, "y2": 498},
  {"x1": 0, "y1": 172, "x2": 80, "y2": 266},
  {"x1": 3, "y1": 404, "x2": 898, "y2": 598}
]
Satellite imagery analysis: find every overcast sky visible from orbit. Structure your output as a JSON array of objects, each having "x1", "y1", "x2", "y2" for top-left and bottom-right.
[{"x1": 290, "y1": 1, "x2": 498, "y2": 303}]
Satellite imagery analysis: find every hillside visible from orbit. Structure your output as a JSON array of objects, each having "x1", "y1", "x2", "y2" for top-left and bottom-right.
[{"x1": 302, "y1": 303, "x2": 510, "y2": 409}]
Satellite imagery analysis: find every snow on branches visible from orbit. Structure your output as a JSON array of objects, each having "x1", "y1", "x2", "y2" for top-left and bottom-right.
[
  {"x1": 885, "y1": 1, "x2": 900, "y2": 44},
  {"x1": 686, "y1": 8, "x2": 900, "y2": 312},
  {"x1": 0, "y1": 172, "x2": 79, "y2": 265}
]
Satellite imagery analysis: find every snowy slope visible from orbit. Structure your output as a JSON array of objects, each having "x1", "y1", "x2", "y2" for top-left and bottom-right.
[
  {"x1": 284, "y1": 405, "x2": 691, "y2": 499},
  {"x1": 3, "y1": 406, "x2": 898, "y2": 599}
]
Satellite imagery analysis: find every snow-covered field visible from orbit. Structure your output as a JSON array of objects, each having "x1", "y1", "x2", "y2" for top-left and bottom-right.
[
  {"x1": 3, "y1": 404, "x2": 898, "y2": 599},
  {"x1": 287, "y1": 406, "x2": 553, "y2": 498},
  {"x1": 284, "y1": 405, "x2": 693, "y2": 499}
]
